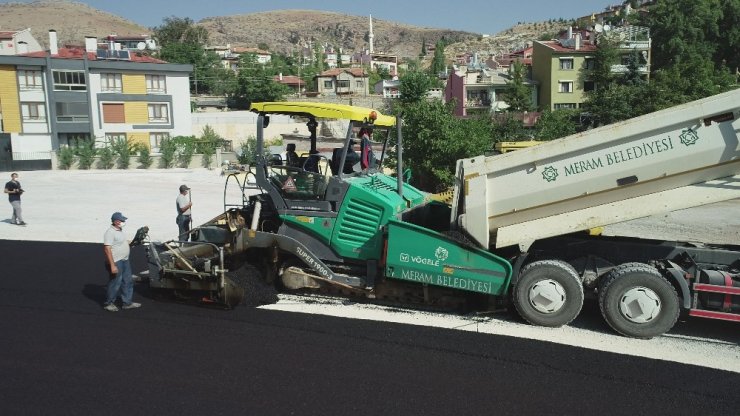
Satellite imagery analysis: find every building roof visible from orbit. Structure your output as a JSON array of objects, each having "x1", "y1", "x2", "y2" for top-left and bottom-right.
[
  {"x1": 537, "y1": 40, "x2": 597, "y2": 53},
  {"x1": 232, "y1": 47, "x2": 270, "y2": 55},
  {"x1": 20, "y1": 47, "x2": 167, "y2": 63},
  {"x1": 273, "y1": 75, "x2": 304, "y2": 86},
  {"x1": 318, "y1": 68, "x2": 367, "y2": 78}
]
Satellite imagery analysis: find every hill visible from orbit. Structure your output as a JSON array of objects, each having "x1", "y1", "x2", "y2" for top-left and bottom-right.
[
  {"x1": 0, "y1": 1, "x2": 149, "y2": 47},
  {"x1": 198, "y1": 10, "x2": 480, "y2": 59}
]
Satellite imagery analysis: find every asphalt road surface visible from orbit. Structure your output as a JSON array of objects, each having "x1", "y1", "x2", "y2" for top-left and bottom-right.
[{"x1": 1, "y1": 240, "x2": 738, "y2": 415}]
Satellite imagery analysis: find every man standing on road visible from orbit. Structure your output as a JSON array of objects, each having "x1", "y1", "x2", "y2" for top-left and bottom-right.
[
  {"x1": 4, "y1": 172, "x2": 25, "y2": 225},
  {"x1": 103, "y1": 212, "x2": 141, "y2": 312},
  {"x1": 176, "y1": 184, "x2": 193, "y2": 242}
]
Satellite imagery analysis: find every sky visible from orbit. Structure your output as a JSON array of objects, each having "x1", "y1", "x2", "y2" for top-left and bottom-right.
[{"x1": 7, "y1": 0, "x2": 604, "y2": 34}]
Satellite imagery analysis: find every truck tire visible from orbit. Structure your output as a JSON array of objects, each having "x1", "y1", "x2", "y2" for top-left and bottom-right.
[
  {"x1": 513, "y1": 260, "x2": 584, "y2": 327},
  {"x1": 598, "y1": 263, "x2": 679, "y2": 339}
]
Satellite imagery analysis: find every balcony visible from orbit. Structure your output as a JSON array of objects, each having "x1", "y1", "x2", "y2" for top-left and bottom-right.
[
  {"x1": 465, "y1": 98, "x2": 492, "y2": 108},
  {"x1": 610, "y1": 64, "x2": 649, "y2": 74}
]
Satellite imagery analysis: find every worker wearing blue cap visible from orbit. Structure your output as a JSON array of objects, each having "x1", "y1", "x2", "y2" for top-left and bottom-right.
[{"x1": 102, "y1": 211, "x2": 141, "y2": 312}]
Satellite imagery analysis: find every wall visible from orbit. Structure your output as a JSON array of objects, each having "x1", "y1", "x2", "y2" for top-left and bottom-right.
[{"x1": 191, "y1": 111, "x2": 302, "y2": 146}]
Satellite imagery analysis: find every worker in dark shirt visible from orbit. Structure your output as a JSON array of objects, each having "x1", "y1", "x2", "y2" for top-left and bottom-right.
[{"x1": 4, "y1": 172, "x2": 25, "y2": 226}]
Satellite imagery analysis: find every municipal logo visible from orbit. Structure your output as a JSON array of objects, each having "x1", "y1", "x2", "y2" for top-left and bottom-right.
[
  {"x1": 542, "y1": 166, "x2": 559, "y2": 182},
  {"x1": 679, "y1": 128, "x2": 700, "y2": 146},
  {"x1": 435, "y1": 246, "x2": 449, "y2": 261}
]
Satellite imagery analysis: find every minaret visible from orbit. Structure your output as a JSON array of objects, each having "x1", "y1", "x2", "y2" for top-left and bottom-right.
[{"x1": 368, "y1": 14, "x2": 374, "y2": 53}]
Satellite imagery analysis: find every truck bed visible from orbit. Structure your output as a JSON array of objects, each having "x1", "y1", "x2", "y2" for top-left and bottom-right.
[{"x1": 453, "y1": 89, "x2": 740, "y2": 249}]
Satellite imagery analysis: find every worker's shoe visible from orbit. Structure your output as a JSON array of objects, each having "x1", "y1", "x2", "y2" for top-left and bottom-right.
[
  {"x1": 103, "y1": 303, "x2": 119, "y2": 312},
  {"x1": 122, "y1": 302, "x2": 141, "y2": 310}
]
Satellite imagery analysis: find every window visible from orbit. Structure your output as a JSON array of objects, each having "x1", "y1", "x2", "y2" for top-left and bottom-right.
[
  {"x1": 102, "y1": 103, "x2": 125, "y2": 123},
  {"x1": 64, "y1": 133, "x2": 91, "y2": 148},
  {"x1": 18, "y1": 70, "x2": 43, "y2": 90},
  {"x1": 584, "y1": 58, "x2": 595, "y2": 70},
  {"x1": 146, "y1": 75, "x2": 167, "y2": 93},
  {"x1": 584, "y1": 81, "x2": 596, "y2": 92},
  {"x1": 21, "y1": 102, "x2": 46, "y2": 121},
  {"x1": 337, "y1": 80, "x2": 350, "y2": 89},
  {"x1": 150, "y1": 132, "x2": 169, "y2": 152},
  {"x1": 148, "y1": 103, "x2": 169, "y2": 123},
  {"x1": 323, "y1": 80, "x2": 333, "y2": 89},
  {"x1": 554, "y1": 103, "x2": 578, "y2": 110},
  {"x1": 56, "y1": 102, "x2": 89, "y2": 122},
  {"x1": 558, "y1": 81, "x2": 573, "y2": 93},
  {"x1": 52, "y1": 70, "x2": 86, "y2": 91},
  {"x1": 105, "y1": 133, "x2": 127, "y2": 146},
  {"x1": 356, "y1": 80, "x2": 364, "y2": 88},
  {"x1": 101, "y1": 73, "x2": 122, "y2": 92},
  {"x1": 559, "y1": 58, "x2": 574, "y2": 70}
]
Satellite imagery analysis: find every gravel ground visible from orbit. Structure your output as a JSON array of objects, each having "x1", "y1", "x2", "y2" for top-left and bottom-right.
[
  {"x1": 603, "y1": 199, "x2": 740, "y2": 245},
  {"x1": 2, "y1": 168, "x2": 738, "y2": 373}
]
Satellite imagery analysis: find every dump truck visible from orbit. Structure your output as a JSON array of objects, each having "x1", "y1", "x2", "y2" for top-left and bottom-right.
[{"x1": 143, "y1": 90, "x2": 740, "y2": 338}]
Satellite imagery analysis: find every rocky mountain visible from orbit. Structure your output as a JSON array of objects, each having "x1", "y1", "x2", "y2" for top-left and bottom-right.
[
  {"x1": 198, "y1": 10, "x2": 480, "y2": 59},
  {"x1": 0, "y1": 1, "x2": 148, "y2": 48},
  {"x1": 0, "y1": 1, "x2": 567, "y2": 61}
]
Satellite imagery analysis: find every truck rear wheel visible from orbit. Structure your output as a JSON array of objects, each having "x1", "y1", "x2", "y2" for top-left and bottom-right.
[
  {"x1": 513, "y1": 260, "x2": 584, "y2": 327},
  {"x1": 598, "y1": 263, "x2": 679, "y2": 338}
]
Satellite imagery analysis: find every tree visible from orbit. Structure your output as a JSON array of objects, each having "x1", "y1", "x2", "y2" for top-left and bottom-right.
[
  {"x1": 153, "y1": 17, "x2": 205, "y2": 45},
  {"x1": 534, "y1": 110, "x2": 579, "y2": 141},
  {"x1": 369, "y1": 67, "x2": 391, "y2": 92},
  {"x1": 638, "y1": 0, "x2": 738, "y2": 101},
  {"x1": 398, "y1": 100, "x2": 492, "y2": 192},
  {"x1": 398, "y1": 70, "x2": 433, "y2": 105},
  {"x1": 153, "y1": 17, "x2": 224, "y2": 95},
  {"x1": 313, "y1": 43, "x2": 326, "y2": 73},
  {"x1": 229, "y1": 54, "x2": 290, "y2": 109},
  {"x1": 429, "y1": 40, "x2": 446, "y2": 76},
  {"x1": 491, "y1": 113, "x2": 529, "y2": 142},
  {"x1": 420, "y1": 38, "x2": 427, "y2": 57},
  {"x1": 503, "y1": 60, "x2": 533, "y2": 112}
]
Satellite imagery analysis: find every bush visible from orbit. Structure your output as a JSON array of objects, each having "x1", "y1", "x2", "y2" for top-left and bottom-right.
[
  {"x1": 237, "y1": 136, "x2": 259, "y2": 165},
  {"x1": 174, "y1": 135, "x2": 196, "y2": 168},
  {"x1": 97, "y1": 146, "x2": 115, "y2": 169},
  {"x1": 137, "y1": 146, "x2": 152, "y2": 169},
  {"x1": 75, "y1": 141, "x2": 97, "y2": 170},
  {"x1": 111, "y1": 138, "x2": 135, "y2": 169},
  {"x1": 199, "y1": 125, "x2": 222, "y2": 170},
  {"x1": 159, "y1": 137, "x2": 178, "y2": 168},
  {"x1": 57, "y1": 146, "x2": 76, "y2": 170},
  {"x1": 201, "y1": 143, "x2": 216, "y2": 169}
]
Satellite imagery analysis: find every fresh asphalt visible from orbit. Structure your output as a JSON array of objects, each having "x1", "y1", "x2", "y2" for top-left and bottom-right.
[{"x1": 0, "y1": 240, "x2": 738, "y2": 415}]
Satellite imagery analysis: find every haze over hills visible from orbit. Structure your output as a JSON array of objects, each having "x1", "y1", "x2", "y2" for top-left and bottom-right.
[{"x1": 0, "y1": 0, "x2": 567, "y2": 60}]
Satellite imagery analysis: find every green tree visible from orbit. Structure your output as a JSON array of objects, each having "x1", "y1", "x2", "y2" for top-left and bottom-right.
[
  {"x1": 503, "y1": 60, "x2": 533, "y2": 112},
  {"x1": 429, "y1": 40, "x2": 446, "y2": 76},
  {"x1": 313, "y1": 43, "x2": 326, "y2": 73},
  {"x1": 420, "y1": 38, "x2": 427, "y2": 57},
  {"x1": 534, "y1": 110, "x2": 579, "y2": 141},
  {"x1": 153, "y1": 17, "x2": 225, "y2": 95},
  {"x1": 398, "y1": 100, "x2": 492, "y2": 192},
  {"x1": 369, "y1": 67, "x2": 391, "y2": 92},
  {"x1": 229, "y1": 54, "x2": 291, "y2": 109},
  {"x1": 398, "y1": 70, "x2": 433, "y2": 105},
  {"x1": 153, "y1": 16, "x2": 207, "y2": 45},
  {"x1": 491, "y1": 113, "x2": 529, "y2": 142},
  {"x1": 638, "y1": 0, "x2": 738, "y2": 101}
]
